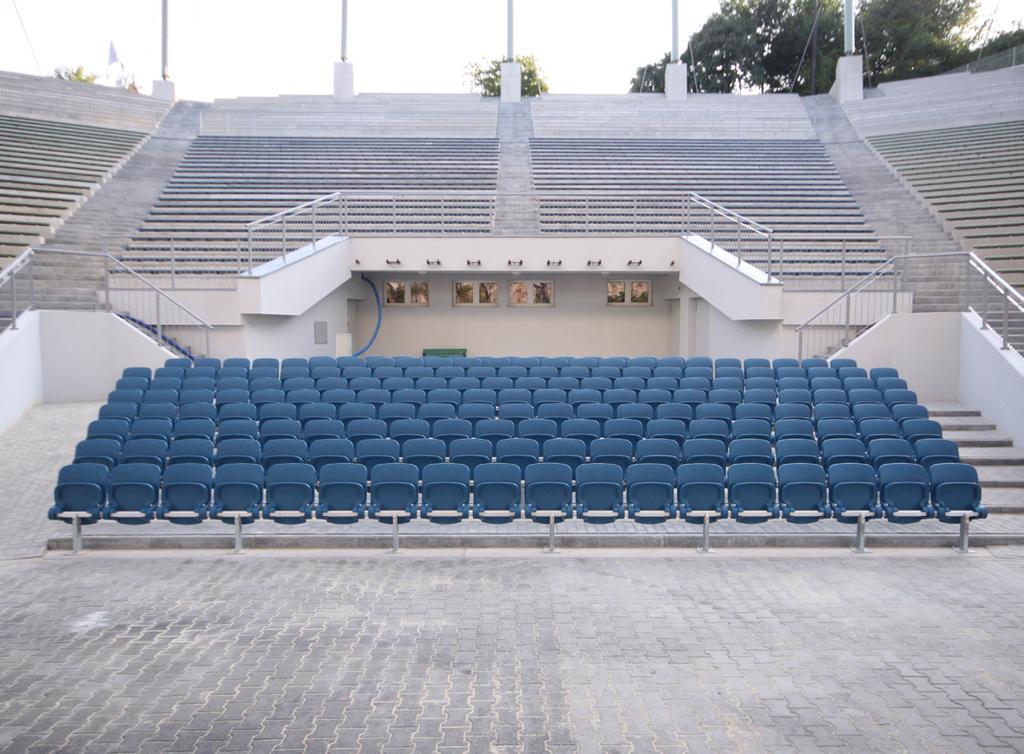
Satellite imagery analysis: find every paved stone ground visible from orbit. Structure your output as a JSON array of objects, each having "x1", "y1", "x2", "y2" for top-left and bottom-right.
[{"x1": 1, "y1": 549, "x2": 1023, "y2": 753}]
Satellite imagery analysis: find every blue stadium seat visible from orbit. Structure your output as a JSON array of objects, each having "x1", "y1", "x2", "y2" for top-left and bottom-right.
[
  {"x1": 734, "y1": 403, "x2": 772, "y2": 422},
  {"x1": 50, "y1": 463, "x2": 108, "y2": 531},
  {"x1": 303, "y1": 419, "x2": 346, "y2": 444},
  {"x1": 883, "y1": 389, "x2": 918, "y2": 407},
  {"x1": 418, "y1": 402, "x2": 457, "y2": 427},
  {"x1": 817, "y1": 418, "x2": 859, "y2": 445},
  {"x1": 575, "y1": 463, "x2": 624, "y2": 523},
  {"x1": 636, "y1": 438, "x2": 681, "y2": 467},
  {"x1": 74, "y1": 439, "x2": 121, "y2": 469},
  {"x1": 930, "y1": 463, "x2": 987, "y2": 525},
  {"x1": 369, "y1": 463, "x2": 419, "y2": 525},
  {"x1": 218, "y1": 403, "x2": 258, "y2": 422},
  {"x1": 626, "y1": 463, "x2": 676, "y2": 524},
  {"x1": 104, "y1": 463, "x2": 161, "y2": 524},
  {"x1": 259, "y1": 402, "x2": 298, "y2": 423},
  {"x1": 869, "y1": 367, "x2": 899, "y2": 383},
  {"x1": 814, "y1": 403, "x2": 852, "y2": 423},
  {"x1": 389, "y1": 418, "x2": 430, "y2": 446},
  {"x1": 728, "y1": 438, "x2": 773, "y2": 466},
  {"x1": 215, "y1": 438, "x2": 262, "y2": 467},
  {"x1": 821, "y1": 438, "x2": 868, "y2": 468},
  {"x1": 473, "y1": 463, "x2": 522, "y2": 523},
  {"x1": 307, "y1": 438, "x2": 355, "y2": 471},
  {"x1": 458, "y1": 403, "x2": 494, "y2": 423},
  {"x1": 298, "y1": 402, "x2": 335, "y2": 425},
  {"x1": 852, "y1": 403, "x2": 892, "y2": 425},
  {"x1": 707, "y1": 389, "x2": 741, "y2": 410},
  {"x1": 356, "y1": 438, "x2": 401, "y2": 473},
  {"x1": 88, "y1": 418, "x2": 131, "y2": 443},
  {"x1": 337, "y1": 403, "x2": 376, "y2": 427},
  {"x1": 603, "y1": 389, "x2": 637, "y2": 408},
  {"x1": 496, "y1": 438, "x2": 540, "y2": 478},
  {"x1": 727, "y1": 464, "x2": 779, "y2": 523},
  {"x1": 260, "y1": 418, "x2": 303, "y2": 443},
  {"x1": 475, "y1": 419, "x2": 515, "y2": 453},
  {"x1": 645, "y1": 418, "x2": 688, "y2": 445},
  {"x1": 828, "y1": 463, "x2": 881, "y2": 523},
  {"x1": 580, "y1": 376, "x2": 612, "y2": 392},
  {"x1": 219, "y1": 418, "x2": 260, "y2": 442},
  {"x1": 119, "y1": 438, "x2": 168, "y2": 468},
  {"x1": 402, "y1": 438, "x2": 446, "y2": 475},
  {"x1": 775, "y1": 438, "x2": 820, "y2": 466},
  {"x1": 576, "y1": 403, "x2": 613, "y2": 428},
  {"x1": 617, "y1": 403, "x2": 654, "y2": 426},
  {"x1": 674, "y1": 388, "x2": 707, "y2": 409},
  {"x1": 263, "y1": 463, "x2": 316, "y2": 523},
  {"x1": 158, "y1": 463, "x2": 213, "y2": 524},
  {"x1": 859, "y1": 418, "x2": 901, "y2": 445},
  {"x1": 129, "y1": 418, "x2": 173, "y2": 443},
  {"x1": 778, "y1": 463, "x2": 830, "y2": 523},
  {"x1": 138, "y1": 403, "x2": 176, "y2": 423},
  {"x1": 605, "y1": 418, "x2": 644, "y2": 450},
  {"x1": 542, "y1": 438, "x2": 586, "y2": 472},
  {"x1": 848, "y1": 388, "x2": 884, "y2": 406},
  {"x1": 251, "y1": 388, "x2": 285, "y2": 407},
  {"x1": 463, "y1": 388, "x2": 497, "y2": 406},
  {"x1": 901, "y1": 419, "x2": 943, "y2": 445},
  {"x1": 683, "y1": 438, "x2": 727, "y2": 468},
  {"x1": 695, "y1": 403, "x2": 731, "y2": 422},
  {"x1": 879, "y1": 463, "x2": 934, "y2": 523},
  {"x1": 450, "y1": 438, "x2": 493, "y2": 473},
  {"x1": 914, "y1": 438, "x2": 960, "y2": 469},
  {"x1": 347, "y1": 418, "x2": 387, "y2": 447},
  {"x1": 537, "y1": 402, "x2": 574, "y2": 429},
  {"x1": 173, "y1": 418, "x2": 216, "y2": 441},
  {"x1": 525, "y1": 463, "x2": 574, "y2": 539},
  {"x1": 518, "y1": 418, "x2": 557, "y2": 446},
  {"x1": 868, "y1": 438, "x2": 916, "y2": 469},
  {"x1": 433, "y1": 418, "x2": 472, "y2": 452},
  {"x1": 322, "y1": 389, "x2": 358, "y2": 409},
  {"x1": 590, "y1": 438, "x2": 634, "y2": 471},
  {"x1": 167, "y1": 438, "x2": 214, "y2": 466},
  {"x1": 317, "y1": 463, "x2": 367, "y2": 524},
  {"x1": 731, "y1": 418, "x2": 771, "y2": 442},
  {"x1": 422, "y1": 463, "x2": 471, "y2": 523},
  {"x1": 212, "y1": 464, "x2": 264, "y2": 530},
  {"x1": 179, "y1": 403, "x2": 217, "y2": 422},
  {"x1": 892, "y1": 404, "x2": 929, "y2": 426},
  {"x1": 262, "y1": 438, "x2": 308, "y2": 468},
  {"x1": 98, "y1": 403, "x2": 138, "y2": 422},
  {"x1": 677, "y1": 463, "x2": 727, "y2": 524}
]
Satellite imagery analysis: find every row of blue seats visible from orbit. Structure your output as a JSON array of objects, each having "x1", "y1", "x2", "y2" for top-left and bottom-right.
[
  {"x1": 51, "y1": 460, "x2": 986, "y2": 527},
  {"x1": 85, "y1": 414, "x2": 947, "y2": 450},
  {"x1": 75, "y1": 435, "x2": 963, "y2": 475}
]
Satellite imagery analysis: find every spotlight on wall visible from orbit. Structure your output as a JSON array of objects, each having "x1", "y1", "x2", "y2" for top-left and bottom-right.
[
  {"x1": 587, "y1": 259, "x2": 602, "y2": 267},
  {"x1": 627, "y1": 259, "x2": 643, "y2": 267},
  {"x1": 426, "y1": 259, "x2": 442, "y2": 266},
  {"x1": 385, "y1": 259, "x2": 401, "y2": 266},
  {"x1": 466, "y1": 259, "x2": 482, "y2": 267},
  {"x1": 546, "y1": 260, "x2": 562, "y2": 267},
  {"x1": 508, "y1": 259, "x2": 523, "y2": 267}
]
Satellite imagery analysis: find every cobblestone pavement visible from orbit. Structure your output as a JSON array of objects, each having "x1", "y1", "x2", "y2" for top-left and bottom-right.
[{"x1": 1, "y1": 549, "x2": 1023, "y2": 753}]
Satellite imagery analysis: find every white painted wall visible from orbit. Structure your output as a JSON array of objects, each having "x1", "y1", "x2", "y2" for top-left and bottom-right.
[
  {"x1": 832, "y1": 313, "x2": 961, "y2": 401},
  {"x1": 959, "y1": 312, "x2": 1024, "y2": 449},
  {"x1": 237, "y1": 237, "x2": 352, "y2": 316},
  {"x1": 241, "y1": 285, "x2": 354, "y2": 360},
  {"x1": 0, "y1": 310, "x2": 43, "y2": 434}
]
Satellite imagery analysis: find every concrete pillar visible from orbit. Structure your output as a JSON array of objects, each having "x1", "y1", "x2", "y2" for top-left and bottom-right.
[
  {"x1": 501, "y1": 62, "x2": 522, "y2": 102},
  {"x1": 334, "y1": 61, "x2": 354, "y2": 98},
  {"x1": 665, "y1": 62, "x2": 688, "y2": 100},
  {"x1": 829, "y1": 55, "x2": 863, "y2": 104},
  {"x1": 151, "y1": 79, "x2": 176, "y2": 101}
]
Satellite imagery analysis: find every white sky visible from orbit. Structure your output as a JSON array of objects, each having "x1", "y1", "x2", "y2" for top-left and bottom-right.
[{"x1": 0, "y1": 0, "x2": 1020, "y2": 101}]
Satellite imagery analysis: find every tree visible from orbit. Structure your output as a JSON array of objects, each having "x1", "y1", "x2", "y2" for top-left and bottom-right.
[
  {"x1": 53, "y1": 66, "x2": 97, "y2": 84},
  {"x1": 860, "y1": 0, "x2": 979, "y2": 82},
  {"x1": 630, "y1": 52, "x2": 671, "y2": 92},
  {"x1": 466, "y1": 55, "x2": 549, "y2": 97}
]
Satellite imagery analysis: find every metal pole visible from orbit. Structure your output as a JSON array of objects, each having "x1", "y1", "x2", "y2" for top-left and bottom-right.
[
  {"x1": 507, "y1": 0, "x2": 514, "y2": 61},
  {"x1": 545, "y1": 514, "x2": 558, "y2": 554},
  {"x1": 392, "y1": 516, "x2": 400, "y2": 553},
  {"x1": 891, "y1": 258, "x2": 898, "y2": 314},
  {"x1": 841, "y1": 240, "x2": 847, "y2": 290},
  {"x1": 233, "y1": 515, "x2": 243, "y2": 553},
  {"x1": 981, "y1": 274, "x2": 989, "y2": 330},
  {"x1": 9, "y1": 271, "x2": 16, "y2": 330},
  {"x1": 155, "y1": 294, "x2": 162, "y2": 343},
  {"x1": 851, "y1": 512, "x2": 869, "y2": 553},
  {"x1": 161, "y1": 0, "x2": 169, "y2": 79},
  {"x1": 844, "y1": 294, "x2": 851, "y2": 346},
  {"x1": 341, "y1": 0, "x2": 349, "y2": 61},
  {"x1": 954, "y1": 514, "x2": 970, "y2": 554},
  {"x1": 697, "y1": 512, "x2": 714, "y2": 554},
  {"x1": 29, "y1": 255, "x2": 35, "y2": 310},
  {"x1": 843, "y1": 0, "x2": 855, "y2": 54},
  {"x1": 1001, "y1": 287, "x2": 1010, "y2": 350},
  {"x1": 72, "y1": 516, "x2": 82, "y2": 555},
  {"x1": 170, "y1": 237, "x2": 176, "y2": 289},
  {"x1": 671, "y1": 0, "x2": 679, "y2": 61},
  {"x1": 104, "y1": 255, "x2": 110, "y2": 310}
]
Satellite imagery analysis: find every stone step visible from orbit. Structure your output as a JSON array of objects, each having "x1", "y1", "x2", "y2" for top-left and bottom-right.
[
  {"x1": 945, "y1": 431, "x2": 1014, "y2": 448},
  {"x1": 978, "y1": 467, "x2": 1024, "y2": 488},
  {"x1": 936, "y1": 417, "x2": 998, "y2": 431}
]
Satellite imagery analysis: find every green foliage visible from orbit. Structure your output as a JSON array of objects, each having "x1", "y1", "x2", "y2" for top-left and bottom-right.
[
  {"x1": 630, "y1": 52, "x2": 671, "y2": 92},
  {"x1": 973, "y1": 27, "x2": 1024, "y2": 58},
  {"x1": 466, "y1": 55, "x2": 549, "y2": 97},
  {"x1": 53, "y1": 66, "x2": 97, "y2": 84}
]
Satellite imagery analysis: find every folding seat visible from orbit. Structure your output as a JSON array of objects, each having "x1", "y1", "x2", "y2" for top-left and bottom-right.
[
  {"x1": 817, "y1": 418, "x2": 858, "y2": 445},
  {"x1": 776, "y1": 435, "x2": 821, "y2": 464},
  {"x1": 810, "y1": 377, "x2": 843, "y2": 392},
  {"x1": 469, "y1": 463, "x2": 519, "y2": 522},
  {"x1": 496, "y1": 438, "x2": 540, "y2": 478},
  {"x1": 215, "y1": 438, "x2": 262, "y2": 467},
  {"x1": 74, "y1": 439, "x2": 122, "y2": 469},
  {"x1": 646, "y1": 378, "x2": 677, "y2": 393},
  {"x1": 848, "y1": 388, "x2": 884, "y2": 406},
  {"x1": 427, "y1": 418, "x2": 467, "y2": 451},
  {"x1": 626, "y1": 463, "x2": 676, "y2": 524},
  {"x1": 775, "y1": 404, "x2": 812, "y2": 421},
  {"x1": 810, "y1": 388, "x2": 845, "y2": 406},
  {"x1": 297, "y1": 402, "x2": 336, "y2": 426},
  {"x1": 869, "y1": 367, "x2": 899, "y2": 383},
  {"x1": 689, "y1": 418, "x2": 730, "y2": 443},
  {"x1": 167, "y1": 438, "x2": 214, "y2": 466},
  {"x1": 561, "y1": 366, "x2": 590, "y2": 379},
  {"x1": 375, "y1": 367, "x2": 405, "y2": 380},
  {"x1": 930, "y1": 463, "x2": 987, "y2": 525},
  {"x1": 814, "y1": 403, "x2": 852, "y2": 424},
  {"x1": 391, "y1": 388, "x2": 426, "y2": 407},
  {"x1": 369, "y1": 463, "x2": 419, "y2": 537},
  {"x1": 306, "y1": 438, "x2": 355, "y2": 471},
  {"x1": 525, "y1": 463, "x2": 574, "y2": 548},
  {"x1": 179, "y1": 389, "x2": 216, "y2": 406},
  {"x1": 617, "y1": 403, "x2": 653, "y2": 427},
  {"x1": 513, "y1": 377, "x2": 545, "y2": 392},
  {"x1": 482, "y1": 376, "x2": 514, "y2": 391},
  {"x1": 678, "y1": 463, "x2": 728, "y2": 533},
  {"x1": 775, "y1": 363, "x2": 805, "y2": 378},
  {"x1": 540, "y1": 438, "x2": 586, "y2": 473},
  {"x1": 336, "y1": 356, "x2": 365, "y2": 369},
  {"x1": 282, "y1": 367, "x2": 312, "y2": 382},
  {"x1": 580, "y1": 376, "x2": 612, "y2": 391},
  {"x1": 210, "y1": 463, "x2": 265, "y2": 533},
  {"x1": 682, "y1": 438, "x2": 727, "y2": 468},
  {"x1": 658, "y1": 356, "x2": 688, "y2": 370},
  {"x1": 355, "y1": 388, "x2": 389, "y2": 409},
  {"x1": 308, "y1": 355, "x2": 336, "y2": 370},
  {"x1": 193, "y1": 357, "x2": 221, "y2": 371},
  {"x1": 529, "y1": 366, "x2": 558, "y2": 380},
  {"x1": 901, "y1": 419, "x2": 942, "y2": 445},
  {"x1": 807, "y1": 367, "x2": 838, "y2": 381},
  {"x1": 601, "y1": 389, "x2": 636, "y2": 409},
  {"x1": 838, "y1": 365, "x2": 869, "y2": 379},
  {"x1": 714, "y1": 369, "x2": 744, "y2": 384},
  {"x1": 645, "y1": 418, "x2": 689, "y2": 447},
  {"x1": 568, "y1": 388, "x2": 601, "y2": 408},
  {"x1": 449, "y1": 377, "x2": 481, "y2": 392},
  {"x1": 744, "y1": 377, "x2": 777, "y2": 393},
  {"x1": 877, "y1": 377, "x2": 910, "y2": 392},
  {"x1": 576, "y1": 403, "x2": 614, "y2": 429},
  {"x1": 891, "y1": 404, "x2": 929, "y2": 427},
  {"x1": 652, "y1": 367, "x2": 682, "y2": 380},
  {"x1": 155, "y1": 366, "x2": 187, "y2": 380},
  {"x1": 498, "y1": 366, "x2": 527, "y2": 379},
  {"x1": 249, "y1": 377, "x2": 283, "y2": 392},
  {"x1": 728, "y1": 438, "x2": 773, "y2": 466},
  {"x1": 314, "y1": 463, "x2": 367, "y2": 524},
  {"x1": 446, "y1": 438, "x2": 490, "y2": 473},
  {"x1": 467, "y1": 366, "x2": 497, "y2": 379},
  {"x1": 153, "y1": 462, "x2": 213, "y2": 526},
  {"x1": 604, "y1": 418, "x2": 644, "y2": 450},
  {"x1": 399, "y1": 438, "x2": 445, "y2": 475},
  {"x1": 557, "y1": 418, "x2": 598, "y2": 450},
  {"x1": 575, "y1": 463, "x2": 624, "y2": 523},
  {"x1": 537, "y1": 403, "x2": 574, "y2": 430},
  {"x1": 868, "y1": 438, "x2": 916, "y2": 469},
  {"x1": 860, "y1": 418, "x2": 902, "y2": 445},
  {"x1": 311, "y1": 366, "x2": 342, "y2": 381},
  {"x1": 613, "y1": 377, "x2": 646, "y2": 392},
  {"x1": 842, "y1": 377, "x2": 875, "y2": 392},
  {"x1": 418, "y1": 463, "x2": 471, "y2": 524},
  {"x1": 116, "y1": 376, "x2": 149, "y2": 392},
  {"x1": 350, "y1": 377, "x2": 383, "y2": 392},
  {"x1": 743, "y1": 389, "x2": 777, "y2": 409},
  {"x1": 259, "y1": 418, "x2": 303, "y2": 444},
  {"x1": 801, "y1": 358, "x2": 828, "y2": 370},
  {"x1": 50, "y1": 462, "x2": 108, "y2": 541},
  {"x1": 347, "y1": 418, "x2": 388, "y2": 448},
  {"x1": 726, "y1": 464, "x2": 779, "y2": 523},
  {"x1": 821, "y1": 437, "x2": 868, "y2": 467},
  {"x1": 878, "y1": 463, "x2": 933, "y2": 523},
  {"x1": 497, "y1": 389, "x2": 532, "y2": 408},
  {"x1": 457, "y1": 403, "x2": 494, "y2": 423},
  {"x1": 99, "y1": 403, "x2": 138, "y2": 422},
  {"x1": 684, "y1": 366, "x2": 713, "y2": 381},
  {"x1": 144, "y1": 389, "x2": 180, "y2": 406},
  {"x1": 405, "y1": 367, "x2": 435, "y2": 383},
  {"x1": 119, "y1": 438, "x2": 168, "y2": 468},
  {"x1": 914, "y1": 438, "x2": 960, "y2": 469},
  {"x1": 335, "y1": 403, "x2": 375, "y2": 429},
  {"x1": 302, "y1": 419, "x2": 346, "y2": 445},
  {"x1": 656, "y1": 403, "x2": 693, "y2": 424},
  {"x1": 852, "y1": 403, "x2": 892, "y2": 425},
  {"x1": 382, "y1": 377, "x2": 415, "y2": 391},
  {"x1": 152, "y1": 375, "x2": 185, "y2": 390},
  {"x1": 828, "y1": 462, "x2": 881, "y2": 521},
  {"x1": 696, "y1": 403, "x2": 732, "y2": 421},
  {"x1": 458, "y1": 389, "x2": 495, "y2": 408},
  {"x1": 250, "y1": 366, "x2": 279, "y2": 381},
  {"x1": 99, "y1": 463, "x2": 161, "y2": 525},
  {"x1": 87, "y1": 418, "x2": 131, "y2": 444},
  {"x1": 139, "y1": 402, "x2": 177, "y2": 423},
  {"x1": 173, "y1": 417, "x2": 216, "y2": 442},
  {"x1": 588, "y1": 438, "x2": 632, "y2": 471},
  {"x1": 218, "y1": 402, "x2": 258, "y2": 422},
  {"x1": 475, "y1": 418, "x2": 516, "y2": 453},
  {"x1": 259, "y1": 402, "x2": 298, "y2": 424},
  {"x1": 777, "y1": 463, "x2": 829, "y2": 523},
  {"x1": 883, "y1": 389, "x2": 918, "y2": 408},
  {"x1": 250, "y1": 388, "x2": 284, "y2": 407},
  {"x1": 627, "y1": 357, "x2": 657, "y2": 369},
  {"x1": 731, "y1": 418, "x2": 771, "y2": 442},
  {"x1": 715, "y1": 357, "x2": 741, "y2": 372},
  {"x1": 778, "y1": 389, "x2": 812, "y2": 408},
  {"x1": 732, "y1": 403, "x2": 771, "y2": 423},
  {"x1": 122, "y1": 366, "x2": 153, "y2": 381},
  {"x1": 219, "y1": 367, "x2": 249, "y2": 382},
  {"x1": 355, "y1": 438, "x2": 402, "y2": 473},
  {"x1": 262, "y1": 438, "x2": 308, "y2": 469},
  {"x1": 674, "y1": 388, "x2": 707, "y2": 410},
  {"x1": 499, "y1": 402, "x2": 535, "y2": 428},
  {"x1": 706, "y1": 389, "x2": 741, "y2": 412},
  {"x1": 637, "y1": 438, "x2": 681, "y2": 467},
  {"x1": 533, "y1": 388, "x2": 567, "y2": 407},
  {"x1": 777, "y1": 377, "x2": 810, "y2": 392},
  {"x1": 342, "y1": 366, "x2": 372, "y2": 380},
  {"x1": 316, "y1": 377, "x2": 348, "y2": 393},
  {"x1": 364, "y1": 356, "x2": 395, "y2": 369},
  {"x1": 250, "y1": 358, "x2": 279, "y2": 373},
  {"x1": 389, "y1": 418, "x2": 430, "y2": 446},
  {"x1": 129, "y1": 418, "x2": 173, "y2": 443},
  {"x1": 592, "y1": 366, "x2": 621, "y2": 380},
  {"x1": 746, "y1": 367, "x2": 775, "y2": 381}
]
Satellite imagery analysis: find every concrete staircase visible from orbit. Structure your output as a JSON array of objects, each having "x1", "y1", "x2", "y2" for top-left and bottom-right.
[
  {"x1": 493, "y1": 102, "x2": 539, "y2": 235},
  {"x1": 803, "y1": 95, "x2": 968, "y2": 313},
  {"x1": 928, "y1": 402, "x2": 1024, "y2": 513}
]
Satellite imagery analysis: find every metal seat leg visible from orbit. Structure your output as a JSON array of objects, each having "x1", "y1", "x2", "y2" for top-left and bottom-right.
[
  {"x1": 953, "y1": 513, "x2": 971, "y2": 554},
  {"x1": 232, "y1": 515, "x2": 244, "y2": 554},
  {"x1": 71, "y1": 515, "x2": 83, "y2": 555},
  {"x1": 697, "y1": 512, "x2": 714, "y2": 554},
  {"x1": 391, "y1": 516, "x2": 400, "y2": 553},
  {"x1": 851, "y1": 512, "x2": 870, "y2": 554},
  {"x1": 544, "y1": 514, "x2": 559, "y2": 554}
]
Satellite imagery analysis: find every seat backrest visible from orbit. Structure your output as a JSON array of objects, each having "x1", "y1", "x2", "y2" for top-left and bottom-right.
[
  {"x1": 626, "y1": 463, "x2": 675, "y2": 485},
  {"x1": 525, "y1": 462, "x2": 572, "y2": 486},
  {"x1": 727, "y1": 463, "x2": 776, "y2": 487},
  {"x1": 356, "y1": 438, "x2": 401, "y2": 458},
  {"x1": 496, "y1": 437, "x2": 540, "y2": 458},
  {"x1": 577, "y1": 462, "x2": 624, "y2": 486},
  {"x1": 775, "y1": 438, "x2": 820, "y2": 463},
  {"x1": 682, "y1": 438, "x2": 727, "y2": 460},
  {"x1": 163, "y1": 462, "x2": 213, "y2": 490},
  {"x1": 637, "y1": 438, "x2": 680, "y2": 461},
  {"x1": 450, "y1": 438, "x2": 493, "y2": 459},
  {"x1": 542, "y1": 438, "x2": 586, "y2": 459},
  {"x1": 422, "y1": 462, "x2": 470, "y2": 487},
  {"x1": 266, "y1": 462, "x2": 316, "y2": 487},
  {"x1": 590, "y1": 438, "x2": 634, "y2": 459}
]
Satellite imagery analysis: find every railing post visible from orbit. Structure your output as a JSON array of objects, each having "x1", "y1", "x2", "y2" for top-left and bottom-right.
[
  {"x1": 891, "y1": 258, "x2": 899, "y2": 314},
  {"x1": 798, "y1": 329, "x2": 804, "y2": 360},
  {"x1": 312, "y1": 203, "x2": 318, "y2": 250},
  {"x1": 10, "y1": 271, "x2": 17, "y2": 330},
  {"x1": 155, "y1": 293, "x2": 162, "y2": 343},
  {"x1": 844, "y1": 294, "x2": 851, "y2": 346},
  {"x1": 840, "y1": 239, "x2": 847, "y2": 291},
  {"x1": 981, "y1": 273, "x2": 990, "y2": 330},
  {"x1": 170, "y1": 237, "x2": 176, "y2": 289},
  {"x1": 104, "y1": 254, "x2": 110, "y2": 310},
  {"x1": 205, "y1": 327, "x2": 211, "y2": 359},
  {"x1": 281, "y1": 216, "x2": 288, "y2": 260},
  {"x1": 1001, "y1": 287, "x2": 1010, "y2": 350},
  {"x1": 29, "y1": 255, "x2": 35, "y2": 310}
]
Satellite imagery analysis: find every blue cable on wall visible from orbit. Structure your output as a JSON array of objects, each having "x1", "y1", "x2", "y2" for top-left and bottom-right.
[{"x1": 352, "y1": 274, "x2": 382, "y2": 357}]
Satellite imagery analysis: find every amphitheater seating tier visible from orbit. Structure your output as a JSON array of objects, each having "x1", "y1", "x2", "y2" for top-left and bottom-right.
[
  {"x1": 867, "y1": 121, "x2": 1024, "y2": 285},
  {"x1": 50, "y1": 355, "x2": 986, "y2": 532},
  {"x1": 0, "y1": 114, "x2": 148, "y2": 267}
]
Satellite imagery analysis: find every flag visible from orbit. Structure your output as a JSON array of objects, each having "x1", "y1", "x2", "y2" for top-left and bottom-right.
[{"x1": 108, "y1": 41, "x2": 120, "y2": 67}]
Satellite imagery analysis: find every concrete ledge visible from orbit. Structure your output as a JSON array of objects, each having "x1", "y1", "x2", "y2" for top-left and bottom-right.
[{"x1": 47, "y1": 530, "x2": 1024, "y2": 551}]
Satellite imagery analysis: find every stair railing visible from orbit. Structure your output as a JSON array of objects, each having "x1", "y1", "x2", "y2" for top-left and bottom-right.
[
  {"x1": 795, "y1": 251, "x2": 1024, "y2": 359},
  {"x1": 0, "y1": 248, "x2": 214, "y2": 357}
]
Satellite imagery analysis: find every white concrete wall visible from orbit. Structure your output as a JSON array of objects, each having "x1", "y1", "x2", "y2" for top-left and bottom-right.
[
  {"x1": 0, "y1": 310, "x2": 43, "y2": 434},
  {"x1": 241, "y1": 285, "x2": 354, "y2": 360},
  {"x1": 832, "y1": 312, "x2": 961, "y2": 401},
  {"x1": 237, "y1": 237, "x2": 352, "y2": 316},
  {"x1": 959, "y1": 312, "x2": 1024, "y2": 448}
]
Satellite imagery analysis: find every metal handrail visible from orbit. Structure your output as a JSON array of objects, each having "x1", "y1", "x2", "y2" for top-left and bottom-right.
[
  {"x1": 0, "y1": 247, "x2": 32, "y2": 285},
  {"x1": 687, "y1": 192, "x2": 772, "y2": 237}
]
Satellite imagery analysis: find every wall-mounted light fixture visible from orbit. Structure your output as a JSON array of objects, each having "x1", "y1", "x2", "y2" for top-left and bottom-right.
[
  {"x1": 546, "y1": 260, "x2": 562, "y2": 267},
  {"x1": 466, "y1": 259, "x2": 482, "y2": 267},
  {"x1": 385, "y1": 259, "x2": 401, "y2": 266},
  {"x1": 586, "y1": 259, "x2": 602, "y2": 267},
  {"x1": 425, "y1": 259, "x2": 442, "y2": 267},
  {"x1": 508, "y1": 259, "x2": 523, "y2": 267}
]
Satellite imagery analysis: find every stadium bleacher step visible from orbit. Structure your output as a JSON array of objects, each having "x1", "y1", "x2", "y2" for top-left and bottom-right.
[{"x1": 925, "y1": 403, "x2": 1024, "y2": 493}]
